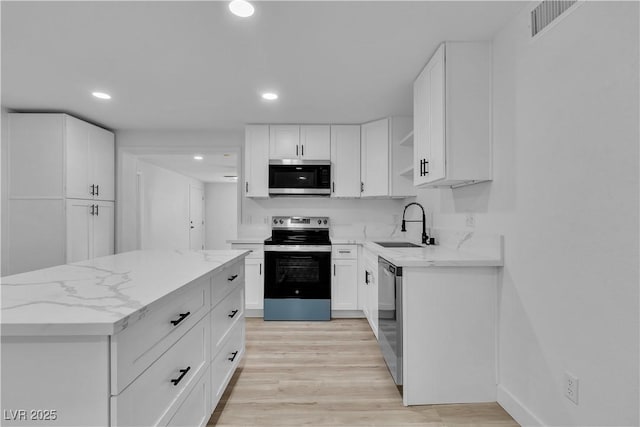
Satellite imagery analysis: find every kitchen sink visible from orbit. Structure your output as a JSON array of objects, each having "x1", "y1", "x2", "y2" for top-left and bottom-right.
[{"x1": 374, "y1": 241, "x2": 422, "y2": 248}]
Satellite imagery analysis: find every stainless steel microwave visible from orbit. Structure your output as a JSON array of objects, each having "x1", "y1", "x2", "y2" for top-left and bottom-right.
[{"x1": 268, "y1": 160, "x2": 331, "y2": 196}]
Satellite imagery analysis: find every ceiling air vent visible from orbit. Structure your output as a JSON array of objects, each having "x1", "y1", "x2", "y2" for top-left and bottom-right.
[{"x1": 531, "y1": 0, "x2": 577, "y2": 37}]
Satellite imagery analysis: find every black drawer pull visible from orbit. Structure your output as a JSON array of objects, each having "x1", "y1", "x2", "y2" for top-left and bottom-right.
[
  {"x1": 228, "y1": 351, "x2": 239, "y2": 362},
  {"x1": 170, "y1": 366, "x2": 191, "y2": 386},
  {"x1": 228, "y1": 309, "x2": 239, "y2": 319},
  {"x1": 170, "y1": 312, "x2": 191, "y2": 326},
  {"x1": 227, "y1": 274, "x2": 238, "y2": 282}
]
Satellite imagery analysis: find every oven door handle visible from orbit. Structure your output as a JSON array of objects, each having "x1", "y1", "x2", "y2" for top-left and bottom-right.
[{"x1": 264, "y1": 245, "x2": 332, "y2": 252}]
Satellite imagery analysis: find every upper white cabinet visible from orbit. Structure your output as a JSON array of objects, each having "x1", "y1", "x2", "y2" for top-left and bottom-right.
[
  {"x1": 270, "y1": 125, "x2": 330, "y2": 160},
  {"x1": 361, "y1": 117, "x2": 415, "y2": 198},
  {"x1": 244, "y1": 125, "x2": 269, "y2": 198},
  {"x1": 66, "y1": 116, "x2": 115, "y2": 201},
  {"x1": 330, "y1": 125, "x2": 361, "y2": 198},
  {"x1": 269, "y1": 125, "x2": 300, "y2": 159},
  {"x1": 299, "y1": 125, "x2": 331, "y2": 160},
  {"x1": 6, "y1": 113, "x2": 115, "y2": 274},
  {"x1": 413, "y1": 42, "x2": 492, "y2": 188}
]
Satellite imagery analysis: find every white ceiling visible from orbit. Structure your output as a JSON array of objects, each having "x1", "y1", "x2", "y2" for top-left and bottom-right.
[
  {"x1": 137, "y1": 152, "x2": 238, "y2": 183},
  {"x1": 1, "y1": 1, "x2": 526, "y2": 132}
]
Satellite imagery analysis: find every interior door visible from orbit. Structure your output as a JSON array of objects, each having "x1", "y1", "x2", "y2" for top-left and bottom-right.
[
  {"x1": 93, "y1": 201, "x2": 115, "y2": 259},
  {"x1": 189, "y1": 185, "x2": 204, "y2": 250},
  {"x1": 66, "y1": 199, "x2": 92, "y2": 263}
]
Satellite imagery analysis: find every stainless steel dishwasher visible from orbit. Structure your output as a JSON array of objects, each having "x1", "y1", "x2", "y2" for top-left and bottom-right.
[{"x1": 378, "y1": 256, "x2": 403, "y2": 386}]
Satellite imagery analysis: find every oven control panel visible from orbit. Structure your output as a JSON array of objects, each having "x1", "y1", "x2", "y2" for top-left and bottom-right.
[{"x1": 271, "y1": 216, "x2": 329, "y2": 229}]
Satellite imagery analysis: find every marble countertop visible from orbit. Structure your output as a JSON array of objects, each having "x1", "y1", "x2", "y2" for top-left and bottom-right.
[
  {"x1": 1, "y1": 250, "x2": 249, "y2": 337},
  {"x1": 362, "y1": 241, "x2": 503, "y2": 267},
  {"x1": 227, "y1": 238, "x2": 267, "y2": 244}
]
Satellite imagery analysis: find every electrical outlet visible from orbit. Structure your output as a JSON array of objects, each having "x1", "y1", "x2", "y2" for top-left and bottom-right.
[
  {"x1": 465, "y1": 213, "x2": 475, "y2": 228},
  {"x1": 564, "y1": 372, "x2": 579, "y2": 404}
]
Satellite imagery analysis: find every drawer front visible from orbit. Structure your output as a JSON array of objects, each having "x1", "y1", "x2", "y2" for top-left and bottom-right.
[
  {"x1": 211, "y1": 287, "x2": 244, "y2": 357},
  {"x1": 111, "y1": 315, "x2": 210, "y2": 427},
  {"x1": 165, "y1": 366, "x2": 211, "y2": 427},
  {"x1": 332, "y1": 244, "x2": 358, "y2": 259},
  {"x1": 211, "y1": 322, "x2": 245, "y2": 403},
  {"x1": 112, "y1": 276, "x2": 211, "y2": 394},
  {"x1": 211, "y1": 260, "x2": 245, "y2": 305}
]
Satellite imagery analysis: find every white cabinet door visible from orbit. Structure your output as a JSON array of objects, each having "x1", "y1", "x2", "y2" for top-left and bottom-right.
[
  {"x1": 93, "y1": 201, "x2": 115, "y2": 259},
  {"x1": 244, "y1": 125, "x2": 269, "y2": 197},
  {"x1": 65, "y1": 116, "x2": 91, "y2": 199},
  {"x1": 269, "y1": 125, "x2": 300, "y2": 159},
  {"x1": 66, "y1": 199, "x2": 92, "y2": 263},
  {"x1": 90, "y1": 126, "x2": 115, "y2": 201},
  {"x1": 427, "y1": 45, "x2": 446, "y2": 183},
  {"x1": 299, "y1": 125, "x2": 330, "y2": 160},
  {"x1": 360, "y1": 119, "x2": 389, "y2": 197},
  {"x1": 332, "y1": 259, "x2": 358, "y2": 310},
  {"x1": 413, "y1": 65, "x2": 430, "y2": 187},
  {"x1": 368, "y1": 260, "x2": 378, "y2": 338},
  {"x1": 245, "y1": 258, "x2": 264, "y2": 310},
  {"x1": 330, "y1": 125, "x2": 361, "y2": 198}
]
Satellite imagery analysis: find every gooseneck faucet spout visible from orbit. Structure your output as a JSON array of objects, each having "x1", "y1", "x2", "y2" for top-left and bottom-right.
[{"x1": 401, "y1": 202, "x2": 430, "y2": 245}]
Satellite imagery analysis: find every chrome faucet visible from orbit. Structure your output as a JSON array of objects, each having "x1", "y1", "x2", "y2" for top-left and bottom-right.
[{"x1": 401, "y1": 202, "x2": 430, "y2": 245}]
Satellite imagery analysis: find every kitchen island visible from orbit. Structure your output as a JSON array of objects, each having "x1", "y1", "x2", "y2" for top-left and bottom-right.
[{"x1": 1, "y1": 249, "x2": 249, "y2": 427}]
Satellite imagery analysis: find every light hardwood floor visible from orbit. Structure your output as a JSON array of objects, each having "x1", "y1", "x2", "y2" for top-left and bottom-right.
[{"x1": 208, "y1": 318, "x2": 519, "y2": 426}]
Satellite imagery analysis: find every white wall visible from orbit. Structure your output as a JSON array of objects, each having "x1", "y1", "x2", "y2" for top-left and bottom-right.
[
  {"x1": 415, "y1": 2, "x2": 638, "y2": 425},
  {"x1": 205, "y1": 183, "x2": 238, "y2": 249},
  {"x1": 137, "y1": 159, "x2": 204, "y2": 250}
]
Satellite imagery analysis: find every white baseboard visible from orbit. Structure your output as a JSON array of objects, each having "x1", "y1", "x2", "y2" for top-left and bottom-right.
[
  {"x1": 244, "y1": 309, "x2": 365, "y2": 319},
  {"x1": 497, "y1": 385, "x2": 545, "y2": 427}
]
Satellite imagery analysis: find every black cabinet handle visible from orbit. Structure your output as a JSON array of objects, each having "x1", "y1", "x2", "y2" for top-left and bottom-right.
[
  {"x1": 170, "y1": 311, "x2": 191, "y2": 326},
  {"x1": 90, "y1": 205, "x2": 95, "y2": 216},
  {"x1": 332, "y1": 182, "x2": 335, "y2": 193},
  {"x1": 90, "y1": 184, "x2": 95, "y2": 196},
  {"x1": 259, "y1": 263, "x2": 262, "y2": 275},
  {"x1": 170, "y1": 366, "x2": 191, "y2": 386},
  {"x1": 228, "y1": 274, "x2": 238, "y2": 282},
  {"x1": 333, "y1": 264, "x2": 336, "y2": 276},
  {"x1": 301, "y1": 145, "x2": 304, "y2": 156},
  {"x1": 296, "y1": 145, "x2": 299, "y2": 156},
  {"x1": 95, "y1": 204, "x2": 99, "y2": 216},
  {"x1": 96, "y1": 185, "x2": 99, "y2": 196},
  {"x1": 228, "y1": 351, "x2": 239, "y2": 362},
  {"x1": 365, "y1": 270, "x2": 370, "y2": 284},
  {"x1": 228, "y1": 309, "x2": 239, "y2": 319},
  {"x1": 360, "y1": 182, "x2": 364, "y2": 193},
  {"x1": 246, "y1": 182, "x2": 249, "y2": 193}
]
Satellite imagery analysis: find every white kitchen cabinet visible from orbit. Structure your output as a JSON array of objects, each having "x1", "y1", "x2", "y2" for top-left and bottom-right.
[
  {"x1": 66, "y1": 116, "x2": 115, "y2": 201},
  {"x1": 299, "y1": 125, "x2": 331, "y2": 160},
  {"x1": 413, "y1": 42, "x2": 492, "y2": 188},
  {"x1": 6, "y1": 113, "x2": 115, "y2": 274},
  {"x1": 230, "y1": 242, "x2": 264, "y2": 312},
  {"x1": 269, "y1": 125, "x2": 300, "y2": 159},
  {"x1": 331, "y1": 245, "x2": 358, "y2": 311},
  {"x1": 361, "y1": 247, "x2": 379, "y2": 338},
  {"x1": 66, "y1": 200, "x2": 115, "y2": 263},
  {"x1": 330, "y1": 125, "x2": 361, "y2": 198},
  {"x1": 360, "y1": 117, "x2": 415, "y2": 198},
  {"x1": 244, "y1": 125, "x2": 269, "y2": 198},
  {"x1": 270, "y1": 125, "x2": 330, "y2": 160}
]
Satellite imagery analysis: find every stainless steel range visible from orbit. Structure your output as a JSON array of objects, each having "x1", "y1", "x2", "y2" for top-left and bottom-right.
[{"x1": 263, "y1": 216, "x2": 331, "y2": 321}]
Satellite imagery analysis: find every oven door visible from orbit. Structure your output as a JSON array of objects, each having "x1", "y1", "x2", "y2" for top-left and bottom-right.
[
  {"x1": 264, "y1": 247, "x2": 331, "y2": 299},
  {"x1": 268, "y1": 161, "x2": 331, "y2": 195}
]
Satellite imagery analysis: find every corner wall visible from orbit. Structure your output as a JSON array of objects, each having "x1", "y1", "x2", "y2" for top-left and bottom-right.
[{"x1": 417, "y1": 2, "x2": 639, "y2": 425}]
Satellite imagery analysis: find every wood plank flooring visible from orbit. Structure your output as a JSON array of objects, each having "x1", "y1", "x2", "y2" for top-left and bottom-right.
[{"x1": 208, "y1": 318, "x2": 519, "y2": 426}]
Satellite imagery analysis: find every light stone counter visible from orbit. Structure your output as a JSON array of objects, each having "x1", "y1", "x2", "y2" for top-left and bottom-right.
[{"x1": 1, "y1": 249, "x2": 249, "y2": 336}]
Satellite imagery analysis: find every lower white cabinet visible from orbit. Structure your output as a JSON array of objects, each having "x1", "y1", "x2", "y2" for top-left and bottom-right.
[
  {"x1": 66, "y1": 199, "x2": 115, "y2": 263},
  {"x1": 230, "y1": 243, "x2": 264, "y2": 312},
  {"x1": 331, "y1": 245, "x2": 358, "y2": 311},
  {"x1": 361, "y1": 247, "x2": 379, "y2": 338}
]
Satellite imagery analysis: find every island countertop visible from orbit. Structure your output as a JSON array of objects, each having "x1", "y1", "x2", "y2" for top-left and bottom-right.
[{"x1": 1, "y1": 249, "x2": 249, "y2": 337}]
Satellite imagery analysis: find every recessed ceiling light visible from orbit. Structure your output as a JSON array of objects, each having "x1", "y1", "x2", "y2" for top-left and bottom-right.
[
  {"x1": 92, "y1": 91, "x2": 111, "y2": 100},
  {"x1": 229, "y1": 0, "x2": 254, "y2": 17},
  {"x1": 193, "y1": 155, "x2": 204, "y2": 160},
  {"x1": 261, "y1": 92, "x2": 278, "y2": 101}
]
